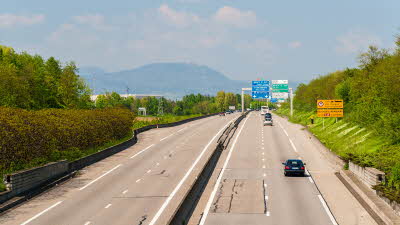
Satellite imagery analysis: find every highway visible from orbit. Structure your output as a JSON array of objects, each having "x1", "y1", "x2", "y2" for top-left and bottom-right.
[
  {"x1": 0, "y1": 113, "x2": 239, "y2": 225},
  {"x1": 0, "y1": 112, "x2": 377, "y2": 225},
  {"x1": 189, "y1": 112, "x2": 376, "y2": 225}
]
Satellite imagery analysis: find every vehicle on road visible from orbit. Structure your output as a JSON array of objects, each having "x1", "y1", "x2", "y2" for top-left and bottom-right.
[
  {"x1": 225, "y1": 111, "x2": 231, "y2": 114},
  {"x1": 265, "y1": 113, "x2": 272, "y2": 119},
  {"x1": 260, "y1": 106, "x2": 268, "y2": 115},
  {"x1": 264, "y1": 117, "x2": 273, "y2": 126},
  {"x1": 282, "y1": 159, "x2": 306, "y2": 176},
  {"x1": 219, "y1": 112, "x2": 225, "y2": 116}
]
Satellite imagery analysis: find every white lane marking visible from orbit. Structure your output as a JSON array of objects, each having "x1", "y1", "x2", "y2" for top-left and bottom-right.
[
  {"x1": 160, "y1": 134, "x2": 173, "y2": 141},
  {"x1": 178, "y1": 127, "x2": 188, "y2": 132},
  {"x1": 199, "y1": 116, "x2": 249, "y2": 225},
  {"x1": 136, "y1": 179, "x2": 141, "y2": 183},
  {"x1": 21, "y1": 201, "x2": 63, "y2": 225},
  {"x1": 262, "y1": 158, "x2": 265, "y2": 161},
  {"x1": 283, "y1": 129, "x2": 289, "y2": 137},
  {"x1": 123, "y1": 189, "x2": 128, "y2": 194},
  {"x1": 266, "y1": 211, "x2": 270, "y2": 216},
  {"x1": 147, "y1": 169, "x2": 151, "y2": 173},
  {"x1": 264, "y1": 183, "x2": 267, "y2": 188},
  {"x1": 289, "y1": 139, "x2": 298, "y2": 152},
  {"x1": 318, "y1": 195, "x2": 338, "y2": 225},
  {"x1": 79, "y1": 164, "x2": 122, "y2": 190},
  {"x1": 156, "y1": 162, "x2": 160, "y2": 166},
  {"x1": 262, "y1": 152, "x2": 265, "y2": 155},
  {"x1": 130, "y1": 144, "x2": 155, "y2": 159},
  {"x1": 105, "y1": 204, "x2": 112, "y2": 209},
  {"x1": 263, "y1": 173, "x2": 266, "y2": 177},
  {"x1": 265, "y1": 196, "x2": 269, "y2": 200},
  {"x1": 305, "y1": 169, "x2": 314, "y2": 183},
  {"x1": 84, "y1": 222, "x2": 91, "y2": 225},
  {"x1": 262, "y1": 165, "x2": 266, "y2": 169},
  {"x1": 261, "y1": 147, "x2": 264, "y2": 149},
  {"x1": 148, "y1": 117, "x2": 238, "y2": 225}
]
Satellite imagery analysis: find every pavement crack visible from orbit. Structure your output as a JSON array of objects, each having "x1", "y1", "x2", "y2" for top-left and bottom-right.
[
  {"x1": 137, "y1": 215, "x2": 147, "y2": 225},
  {"x1": 228, "y1": 179, "x2": 237, "y2": 213},
  {"x1": 212, "y1": 179, "x2": 226, "y2": 213}
]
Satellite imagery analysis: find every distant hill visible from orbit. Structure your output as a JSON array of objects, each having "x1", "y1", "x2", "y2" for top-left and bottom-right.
[
  {"x1": 78, "y1": 63, "x2": 306, "y2": 99},
  {"x1": 79, "y1": 63, "x2": 249, "y2": 99}
]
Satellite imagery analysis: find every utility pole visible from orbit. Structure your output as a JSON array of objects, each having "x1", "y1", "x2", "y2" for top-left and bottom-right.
[{"x1": 289, "y1": 88, "x2": 293, "y2": 117}]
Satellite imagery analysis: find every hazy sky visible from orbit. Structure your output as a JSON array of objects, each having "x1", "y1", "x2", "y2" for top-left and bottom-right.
[{"x1": 1, "y1": 0, "x2": 399, "y2": 82}]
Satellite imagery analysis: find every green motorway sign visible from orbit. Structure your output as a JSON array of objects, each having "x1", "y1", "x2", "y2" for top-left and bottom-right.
[
  {"x1": 272, "y1": 89, "x2": 289, "y2": 93},
  {"x1": 272, "y1": 84, "x2": 288, "y2": 89}
]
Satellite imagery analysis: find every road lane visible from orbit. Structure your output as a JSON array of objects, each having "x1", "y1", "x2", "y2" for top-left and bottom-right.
[
  {"x1": 196, "y1": 112, "x2": 335, "y2": 225},
  {"x1": 0, "y1": 113, "x2": 239, "y2": 225}
]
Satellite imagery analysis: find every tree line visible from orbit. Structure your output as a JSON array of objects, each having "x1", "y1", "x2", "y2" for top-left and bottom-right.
[{"x1": 287, "y1": 36, "x2": 400, "y2": 199}]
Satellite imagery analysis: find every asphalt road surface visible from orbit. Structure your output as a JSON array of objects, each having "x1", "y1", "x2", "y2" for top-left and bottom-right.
[
  {"x1": 0, "y1": 113, "x2": 239, "y2": 225},
  {"x1": 190, "y1": 112, "x2": 376, "y2": 225},
  {"x1": 0, "y1": 111, "x2": 377, "y2": 225}
]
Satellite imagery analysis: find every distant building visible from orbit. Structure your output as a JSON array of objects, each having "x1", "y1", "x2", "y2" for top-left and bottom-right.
[{"x1": 90, "y1": 94, "x2": 163, "y2": 101}]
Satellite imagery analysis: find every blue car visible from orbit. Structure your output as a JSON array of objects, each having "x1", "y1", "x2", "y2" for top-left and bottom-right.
[{"x1": 282, "y1": 159, "x2": 306, "y2": 176}]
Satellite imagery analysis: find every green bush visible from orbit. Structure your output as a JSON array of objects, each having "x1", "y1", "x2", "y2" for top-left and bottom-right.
[{"x1": 0, "y1": 107, "x2": 134, "y2": 174}]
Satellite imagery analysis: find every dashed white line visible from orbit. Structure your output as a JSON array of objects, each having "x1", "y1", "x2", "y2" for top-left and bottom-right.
[
  {"x1": 266, "y1": 211, "x2": 270, "y2": 216},
  {"x1": 262, "y1": 165, "x2": 266, "y2": 169},
  {"x1": 105, "y1": 204, "x2": 112, "y2": 209},
  {"x1": 177, "y1": 127, "x2": 188, "y2": 132},
  {"x1": 147, "y1": 170, "x2": 151, "y2": 173},
  {"x1": 264, "y1": 183, "x2": 267, "y2": 188},
  {"x1": 265, "y1": 196, "x2": 269, "y2": 200},
  {"x1": 262, "y1": 158, "x2": 265, "y2": 161},
  {"x1": 84, "y1": 222, "x2": 91, "y2": 225},
  {"x1": 21, "y1": 201, "x2": 63, "y2": 225},
  {"x1": 123, "y1": 189, "x2": 128, "y2": 194},
  {"x1": 148, "y1": 117, "x2": 238, "y2": 225},
  {"x1": 262, "y1": 152, "x2": 265, "y2": 155},
  {"x1": 130, "y1": 144, "x2": 155, "y2": 159},
  {"x1": 289, "y1": 139, "x2": 298, "y2": 152},
  {"x1": 263, "y1": 173, "x2": 266, "y2": 177},
  {"x1": 156, "y1": 162, "x2": 160, "y2": 166},
  {"x1": 160, "y1": 134, "x2": 173, "y2": 141},
  {"x1": 198, "y1": 116, "x2": 249, "y2": 225},
  {"x1": 136, "y1": 179, "x2": 141, "y2": 183},
  {"x1": 318, "y1": 195, "x2": 338, "y2": 225},
  {"x1": 79, "y1": 164, "x2": 122, "y2": 190}
]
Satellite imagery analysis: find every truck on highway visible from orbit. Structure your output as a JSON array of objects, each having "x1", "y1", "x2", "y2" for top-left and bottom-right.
[{"x1": 260, "y1": 106, "x2": 268, "y2": 115}]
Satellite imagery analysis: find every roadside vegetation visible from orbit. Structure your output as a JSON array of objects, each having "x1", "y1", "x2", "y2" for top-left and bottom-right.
[{"x1": 277, "y1": 36, "x2": 400, "y2": 203}]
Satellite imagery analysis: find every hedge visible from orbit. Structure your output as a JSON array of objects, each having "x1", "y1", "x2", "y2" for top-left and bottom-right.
[{"x1": 0, "y1": 107, "x2": 134, "y2": 174}]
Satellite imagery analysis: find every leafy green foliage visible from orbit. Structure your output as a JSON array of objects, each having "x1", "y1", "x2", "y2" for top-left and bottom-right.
[
  {"x1": 0, "y1": 46, "x2": 92, "y2": 109},
  {"x1": 0, "y1": 107, "x2": 134, "y2": 176},
  {"x1": 277, "y1": 40, "x2": 400, "y2": 202}
]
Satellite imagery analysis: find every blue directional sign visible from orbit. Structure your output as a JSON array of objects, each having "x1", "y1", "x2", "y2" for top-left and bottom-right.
[
  {"x1": 270, "y1": 98, "x2": 278, "y2": 103},
  {"x1": 252, "y1": 85, "x2": 270, "y2": 92},
  {"x1": 252, "y1": 91, "x2": 270, "y2": 99}
]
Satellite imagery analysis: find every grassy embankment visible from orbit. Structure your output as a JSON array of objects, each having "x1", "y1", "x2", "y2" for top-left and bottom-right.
[
  {"x1": 275, "y1": 107, "x2": 388, "y2": 167},
  {"x1": 132, "y1": 114, "x2": 202, "y2": 129}
]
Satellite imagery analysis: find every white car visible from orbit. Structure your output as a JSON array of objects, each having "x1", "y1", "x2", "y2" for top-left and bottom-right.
[{"x1": 264, "y1": 118, "x2": 273, "y2": 126}]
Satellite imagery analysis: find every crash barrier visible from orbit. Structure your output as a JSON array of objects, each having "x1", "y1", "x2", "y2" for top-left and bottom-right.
[
  {"x1": 349, "y1": 161, "x2": 385, "y2": 189},
  {"x1": 170, "y1": 111, "x2": 250, "y2": 225},
  {"x1": 0, "y1": 112, "x2": 220, "y2": 211}
]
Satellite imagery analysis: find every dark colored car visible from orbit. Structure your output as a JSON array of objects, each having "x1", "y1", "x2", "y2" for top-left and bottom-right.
[
  {"x1": 219, "y1": 112, "x2": 225, "y2": 116},
  {"x1": 265, "y1": 113, "x2": 272, "y2": 119},
  {"x1": 282, "y1": 159, "x2": 306, "y2": 176}
]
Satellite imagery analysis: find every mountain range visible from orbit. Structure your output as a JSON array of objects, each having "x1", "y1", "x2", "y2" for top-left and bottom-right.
[{"x1": 78, "y1": 63, "x2": 304, "y2": 99}]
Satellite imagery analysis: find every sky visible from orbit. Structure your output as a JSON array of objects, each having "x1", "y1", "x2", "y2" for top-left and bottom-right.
[{"x1": 1, "y1": 0, "x2": 399, "y2": 82}]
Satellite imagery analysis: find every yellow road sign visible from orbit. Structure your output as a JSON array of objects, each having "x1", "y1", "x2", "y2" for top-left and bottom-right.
[
  {"x1": 317, "y1": 109, "x2": 344, "y2": 117},
  {"x1": 317, "y1": 99, "x2": 343, "y2": 109}
]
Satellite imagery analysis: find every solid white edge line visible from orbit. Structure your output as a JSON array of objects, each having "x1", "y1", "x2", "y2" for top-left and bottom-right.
[
  {"x1": 318, "y1": 195, "x2": 339, "y2": 225},
  {"x1": 79, "y1": 164, "x2": 122, "y2": 190},
  {"x1": 283, "y1": 129, "x2": 289, "y2": 137},
  {"x1": 21, "y1": 201, "x2": 63, "y2": 225},
  {"x1": 199, "y1": 115, "x2": 250, "y2": 225},
  {"x1": 130, "y1": 144, "x2": 155, "y2": 159},
  {"x1": 289, "y1": 139, "x2": 298, "y2": 152},
  {"x1": 147, "y1": 116, "x2": 239, "y2": 225},
  {"x1": 266, "y1": 211, "x2": 270, "y2": 216}
]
